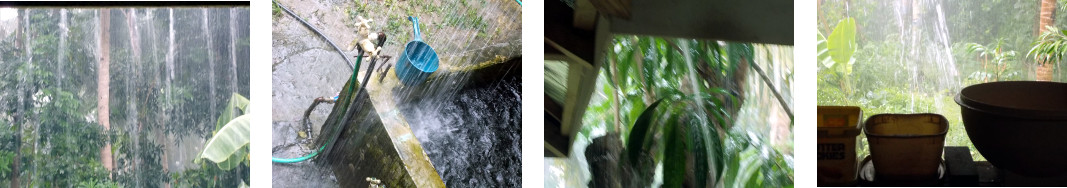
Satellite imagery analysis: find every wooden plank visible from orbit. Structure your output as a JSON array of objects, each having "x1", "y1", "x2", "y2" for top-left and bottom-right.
[
  {"x1": 608, "y1": 0, "x2": 793, "y2": 45},
  {"x1": 546, "y1": 0, "x2": 596, "y2": 66},
  {"x1": 545, "y1": 113, "x2": 570, "y2": 157},
  {"x1": 545, "y1": 94, "x2": 564, "y2": 122}
]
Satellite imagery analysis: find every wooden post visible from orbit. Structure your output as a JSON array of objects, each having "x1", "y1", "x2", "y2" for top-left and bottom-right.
[{"x1": 1037, "y1": 0, "x2": 1057, "y2": 81}]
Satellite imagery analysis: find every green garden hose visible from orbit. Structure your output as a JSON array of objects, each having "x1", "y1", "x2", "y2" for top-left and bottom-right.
[
  {"x1": 272, "y1": 146, "x2": 324, "y2": 163},
  {"x1": 271, "y1": 0, "x2": 375, "y2": 163},
  {"x1": 272, "y1": 52, "x2": 364, "y2": 163}
]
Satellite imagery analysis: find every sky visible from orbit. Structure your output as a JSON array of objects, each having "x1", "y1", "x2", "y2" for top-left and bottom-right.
[{"x1": 0, "y1": 8, "x2": 15, "y2": 21}]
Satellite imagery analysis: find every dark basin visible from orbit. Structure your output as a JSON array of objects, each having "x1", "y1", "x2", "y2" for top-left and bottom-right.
[{"x1": 955, "y1": 81, "x2": 1067, "y2": 177}]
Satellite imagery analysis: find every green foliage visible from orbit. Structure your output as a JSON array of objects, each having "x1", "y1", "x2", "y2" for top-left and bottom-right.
[
  {"x1": 197, "y1": 115, "x2": 250, "y2": 170},
  {"x1": 963, "y1": 41, "x2": 1019, "y2": 83},
  {"x1": 197, "y1": 93, "x2": 250, "y2": 170},
  {"x1": 177, "y1": 93, "x2": 250, "y2": 186},
  {"x1": 625, "y1": 98, "x2": 664, "y2": 165},
  {"x1": 826, "y1": 17, "x2": 857, "y2": 75},
  {"x1": 272, "y1": 1, "x2": 282, "y2": 19},
  {"x1": 817, "y1": 32, "x2": 833, "y2": 67},
  {"x1": 215, "y1": 93, "x2": 249, "y2": 131},
  {"x1": 74, "y1": 179, "x2": 122, "y2": 188},
  {"x1": 1, "y1": 8, "x2": 250, "y2": 187},
  {"x1": 170, "y1": 159, "x2": 250, "y2": 188},
  {"x1": 1028, "y1": 26, "x2": 1067, "y2": 65},
  {"x1": 817, "y1": 0, "x2": 1058, "y2": 161},
  {"x1": 821, "y1": 17, "x2": 857, "y2": 95},
  {"x1": 113, "y1": 130, "x2": 168, "y2": 187},
  {"x1": 580, "y1": 35, "x2": 792, "y2": 187},
  {"x1": 0, "y1": 150, "x2": 13, "y2": 178},
  {"x1": 662, "y1": 123, "x2": 689, "y2": 188},
  {"x1": 625, "y1": 97, "x2": 792, "y2": 188}
]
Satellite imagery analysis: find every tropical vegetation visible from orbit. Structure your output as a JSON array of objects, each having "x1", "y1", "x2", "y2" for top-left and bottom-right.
[
  {"x1": 546, "y1": 36, "x2": 794, "y2": 187},
  {"x1": 818, "y1": 0, "x2": 1066, "y2": 161},
  {"x1": 0, "y1": 8, "x2": 249, "y2": 187}
]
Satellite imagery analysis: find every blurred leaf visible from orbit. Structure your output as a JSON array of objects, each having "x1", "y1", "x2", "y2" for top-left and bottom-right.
[
  {"x1": 817, "y1": 32, "x2": 833, "y2": 68},
  {"x1": 626, "y1": 98, "x2": 665, "y2": 165},
  {"x1": 662, "y1": 124, "x2": 688, "y2": 188},
  {"x1": 1029, "y1": 26, "x2": 1067, "y2": 65}
]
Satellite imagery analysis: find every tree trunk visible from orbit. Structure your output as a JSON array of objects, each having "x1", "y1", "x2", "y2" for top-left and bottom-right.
[
  {"x1": 609, "y1": 53, "x2": 621, "y2": 132},
  {"x1": 1037, "y1": 0, "x2": 1056, "y2": 81},
  {"x1": 11, "y1": 9, "x2": 24, "y2": 188},
  {"x1": 1037, "y1": 61, "x2": 1056, "y2": 81},
  {"x1": 98, "y1": 8, "x2": 114, "y2": 177},
  {"x1": 633, "y1": 36, "x2": 654, "y2": 104}
]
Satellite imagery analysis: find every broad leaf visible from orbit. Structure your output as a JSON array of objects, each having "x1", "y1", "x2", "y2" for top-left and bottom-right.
[
  {"x1": 197, "y1": 114, "x2": 251, "y2": 169},
  {"x1": 663, "y1": 123, "x2": 689, "y2": 188},
  {"x1": 216, "y1": 93, "x2": 249, "y2": 131},
  {"x1": 626, "y1": 98, "x2": 665, "y2": 165},
  {"x1": 817, "y1": 32, "x2": 833, "y2": 68},
  {"x1": 215, "y1": 145, "x2": 248, "y2": 170},
  {"x1": 827, "y1": 18, "x2": 856, "y2": 74}
]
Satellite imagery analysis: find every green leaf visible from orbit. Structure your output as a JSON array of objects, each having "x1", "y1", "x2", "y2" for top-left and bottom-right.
[
  {"x1": 663, "y1": 123, "x2": 689, "y2": 188},
  {"x1": 216, "y1": 93, "x2": 249, "y2": 131},
  {"x1": 626, "y1": 98, "x2": 665, "y2": 165},
  {"x1": 817, "y1": 32, "x2": 833, "y2": 68},
  {"x1": 827, "y1": 18, "x2": 856, "y2": 74},
  {"x1": 197, "y1": 114, "x2": 251, "y2": 170},
  {"x1": 214, "y1": 145, "x2": 248, "y2": 170}
]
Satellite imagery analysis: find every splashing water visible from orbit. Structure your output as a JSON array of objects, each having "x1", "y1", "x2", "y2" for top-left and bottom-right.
[{"x1": 896, "y1": 0, "x2": 960, "y2": 112}]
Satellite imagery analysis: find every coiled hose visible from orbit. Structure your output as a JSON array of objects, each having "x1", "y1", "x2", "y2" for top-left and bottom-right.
[{"x1": 272, "y1": 0, "x2": 365, "y2": 163}]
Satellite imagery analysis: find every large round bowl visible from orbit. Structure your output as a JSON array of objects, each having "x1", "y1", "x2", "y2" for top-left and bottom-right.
[{"x1": 955, "y1": 81, "x2": 1067, "y2": 177}]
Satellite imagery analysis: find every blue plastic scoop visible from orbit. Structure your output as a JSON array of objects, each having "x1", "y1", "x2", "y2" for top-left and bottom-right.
[{"x1": 395, "y1": 16, "x2": 439, "y2": 86}]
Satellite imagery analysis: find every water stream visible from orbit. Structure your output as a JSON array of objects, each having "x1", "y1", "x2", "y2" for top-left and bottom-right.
[{"x1": 896, "y1": 0, "x2": 960, "y2": 112}]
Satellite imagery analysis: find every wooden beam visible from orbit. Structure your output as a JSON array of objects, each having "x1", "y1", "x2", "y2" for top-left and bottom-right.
[
  {"x1": 573, "y1": 0, "x2": 598, "y2": 30},
  {"x1": 545, "y1": 113, "x2": 570, "y2": 157},
  {"x1": 608, "y1": 0, "x2": 793, "y2": 45},
  {"x1": 546, "y1": 0, "x2": 596, "y2": 66},
  {"x1": 559, "y1": 18, "x2": 611, "y2": 151},
  {"x1": 545, "y1": 94, "x2": 564, "y2": 122},
  {"x1": 544, "y1": 45, "x2": 571, "y2": 61}
]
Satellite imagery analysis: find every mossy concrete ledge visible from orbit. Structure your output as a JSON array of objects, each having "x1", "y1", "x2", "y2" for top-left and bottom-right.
[{"x1": 319, "y1": 75, "x2": 445, "y2": 188}]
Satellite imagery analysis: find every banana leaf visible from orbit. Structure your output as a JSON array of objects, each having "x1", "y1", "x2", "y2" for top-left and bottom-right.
[
  {"x1": 196, "y1": 114, "x2": 250, "y2": 170},
  {"x1": 827, "y1": 18, "x2": 856, "y2": 71},
  {"x1": 215, "y1": 93, "x2": 249, "y2": 131}
]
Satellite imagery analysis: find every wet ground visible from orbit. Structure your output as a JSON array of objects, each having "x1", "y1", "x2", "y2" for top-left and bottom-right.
[{"x1": 271, "y1": 0, "x2": 520, "y2": 187}]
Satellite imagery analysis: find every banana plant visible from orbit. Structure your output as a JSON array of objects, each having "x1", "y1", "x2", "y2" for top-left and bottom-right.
[
  {"x1": 196, "y1": 93, "x2": 250, "y2": 170},
  {"x1": 820, "y1": 17, "x2": 857, "y2": 95}
]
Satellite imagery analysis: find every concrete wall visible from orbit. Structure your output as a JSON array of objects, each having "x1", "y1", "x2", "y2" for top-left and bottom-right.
[{"x1": 317, "y1": 78, "x2": 418, "y2": 188}]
